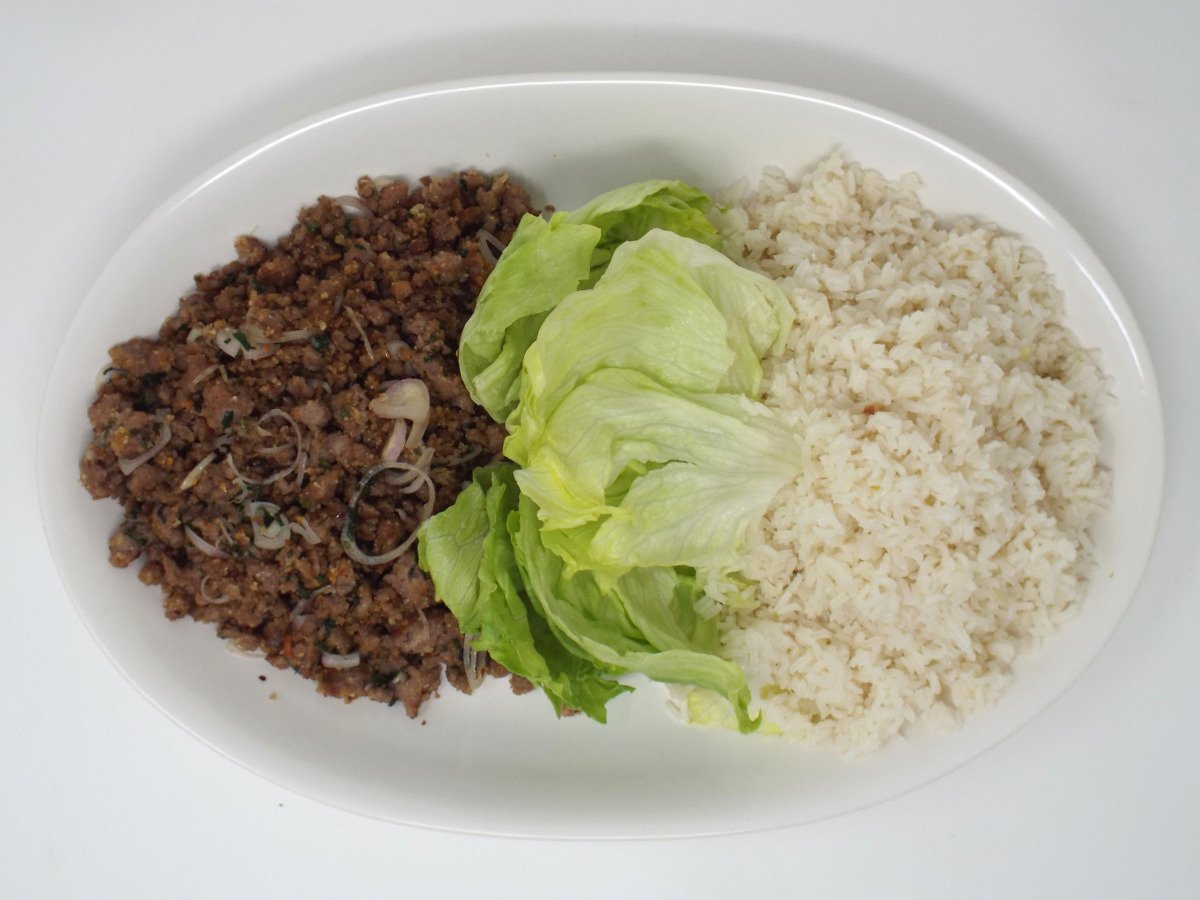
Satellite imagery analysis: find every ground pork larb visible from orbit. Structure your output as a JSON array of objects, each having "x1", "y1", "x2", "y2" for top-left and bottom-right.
[{"x1": 79, "y1": 170, "x2": 537, "y2": 716}]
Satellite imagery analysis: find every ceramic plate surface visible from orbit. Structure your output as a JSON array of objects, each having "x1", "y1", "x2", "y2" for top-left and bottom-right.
[{"x1": 38, "y1": 74, "x2": 1163, "y2": 838}]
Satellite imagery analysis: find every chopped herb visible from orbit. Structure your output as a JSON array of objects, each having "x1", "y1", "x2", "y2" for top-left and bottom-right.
[
  {"x1": 458, "y1": 248, "x2": 469, "y2": 258},
  {"x1": 220, "y1": 411, "x2": 234, "y2": 428},
  {"x1": 371, "y1": 670, "x2": 400, "y2": 688},
  {"x1": 250, "y1": 278, "x2": 265, "y2": 292},
  {"x1": 458, "y1": 177, "x2": 468, "y2": 191},
  {"x1": 231, "y1": 330, "x2": 252, "y2": 351},
  {"x1": 121, "y1": 526, "x2": 148, "y2": 545},
  {"x1": 339, "y1": 407, "x2": 349, "y2": 420},
  {"x1": 323, "y1": 617, "x2": 336, "y2": 634},
  {"x1": 305, "y1": 221, "x2": 319, "y2": 234},
  {"x1": 310, "y1": 332, "x2": 330, "y2": 351},
  {"x1": 133, "y1": 389, "x2": 158, "y2": 412},
  {"x1": 223, "y1": 273, "x2": 237, "y2": 287}
]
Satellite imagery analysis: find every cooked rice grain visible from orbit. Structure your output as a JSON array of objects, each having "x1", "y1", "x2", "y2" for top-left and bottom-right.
[{"x1": 716, "y1": 153, "x2": 1110, "y2": 753}]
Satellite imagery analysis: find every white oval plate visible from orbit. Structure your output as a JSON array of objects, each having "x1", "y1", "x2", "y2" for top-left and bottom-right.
[{"x1": 39, "y1": 74, "x2": 1162, "y2": 838}]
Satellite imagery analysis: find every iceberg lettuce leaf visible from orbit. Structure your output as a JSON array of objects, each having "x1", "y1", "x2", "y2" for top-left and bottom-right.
[
  {"x1": 563, "y1": 179, "x2": 722, "y2": 279},
  {"x1": 458, "y1": 214, "x2": 599, "y2": 422},
  {"x1": 417, "y1": 463, "x2": 629, "y2": 721},
  {"x1": 514, "y1": 368, "x2": 800, "y2": 579},
  {"x1": 459, "y1": 182, "x2": 724, "y2": 423},
  {"x1": 510, "y1": 494, "x2": 758, "y2": 733},
  {"x1": 420, "y1": 178, "x2": 797, "y2": 732}
]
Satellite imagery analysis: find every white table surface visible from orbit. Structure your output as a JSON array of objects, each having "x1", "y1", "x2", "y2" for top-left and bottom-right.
[{"x1": 4, "y1": 1, "x2": 1198, "y2": 895}]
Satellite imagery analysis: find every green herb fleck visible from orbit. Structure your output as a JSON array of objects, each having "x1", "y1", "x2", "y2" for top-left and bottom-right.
[
  {"x1": 133, "y1": 389, "x2": 158, "y2": 412},
  {"x1": 310, "y1": 333, "x2": 330, "y2": 352},
  {"x1": 220, "y1": 411, "x2": 234, "y2": 428},
  {"x1": 371, "y1": 670, "x2": 400, "y2": 688},
  {"x1": 121, "y1": 526, "x2": 148, "y2": 545}
]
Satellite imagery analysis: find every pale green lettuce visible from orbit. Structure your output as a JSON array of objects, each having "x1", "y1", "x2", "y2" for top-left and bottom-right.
[
  {"x1": 504, "y1": 229, "x2": 797, "y2": 585},
  {"x1": 419, "y1": 179, "x2": 801, "y2": 732},
  {"x1": 417, "y1": 463, "x2": 631, "y2": 721},
  {"x1": 515, "y1": 368, "x2": 800, "y2": 581},
  {"x1": 511, "y1": 492, "x2": 757, "y2": 732},
  {"x1": 457, "y1": 216, "x2": 596, "y2": 424},
  {"x1": 459, "y1": 182, "x2": 723, "y2": 423}
]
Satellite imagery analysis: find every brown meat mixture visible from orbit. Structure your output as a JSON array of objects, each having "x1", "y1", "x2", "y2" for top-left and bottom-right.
[{"x1": 79, "y1": 170, "x2": 537, "y2": 716}]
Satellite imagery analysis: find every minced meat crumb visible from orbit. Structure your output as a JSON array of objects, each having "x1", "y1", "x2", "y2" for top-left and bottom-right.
[{"x1": 80, "y1": 170, "x2": 535, "y2": 716}]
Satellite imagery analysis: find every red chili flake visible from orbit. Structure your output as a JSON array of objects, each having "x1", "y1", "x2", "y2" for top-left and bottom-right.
[{"x1": 863, "y1": 404, "x2": 878, "y2": 416}]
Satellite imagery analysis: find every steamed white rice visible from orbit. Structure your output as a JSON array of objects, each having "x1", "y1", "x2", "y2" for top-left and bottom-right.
[{"x1": 716, "y1": 152, "x2": 1110, "y2": 753}]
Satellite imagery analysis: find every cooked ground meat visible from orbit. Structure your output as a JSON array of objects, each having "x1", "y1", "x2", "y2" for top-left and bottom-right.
[{"x1": 80, "y1": 170, "x2": 538, "y2": 715}]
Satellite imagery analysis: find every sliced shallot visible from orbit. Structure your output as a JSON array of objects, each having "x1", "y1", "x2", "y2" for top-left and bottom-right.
[
  {"x1": 333, "y1": 195, "x2": 373, "y2": 217},
  {"x1": 369, "y1": 378, "x2": 429, "y2": 449},
  {"x1": 344, "y1": 308, "x2": 375, "y2": 362},
  {"x1": 462, "y1": 635, "x2": 486, "y2": 691},
  {"x1": 289, "y1": 516, "x2": 320, "y2": 544},
  {"x1": 118, "y1": 420, "x2": 172, "y2": 476},
  {"x1": 189, "y1": 364, "x2": 219, "y2": 387},
  {"x1": 477, "y1": 228, "x2": 507, "y2": 266},
  {"x1": 215, "y1": 323, "x2": 275, "y2": 360},
  {"x1": 184, "y1": 525, "x2": 229, "y2": 559},
  {"x1": 381, "y1": 420, "x2": 408, "y2": 463},
  {"x1": 247, "y1": 501, "x2": 290, "y2": 550},
  {"x1": 225, "y1": 641, "x2": 266, "y2": 659},
  {"x1": 226, "y1": 408, "x2": 304, "y2": 486},
  {"x1": 340, "y1": 461, "x2": 436, "y2": 566},
  {"x1": 178, "y1": 451, "x2": 216, "y2": 491},
  {"x1": 199, "y1": 575, "x2": 232, "y2": 605}
]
